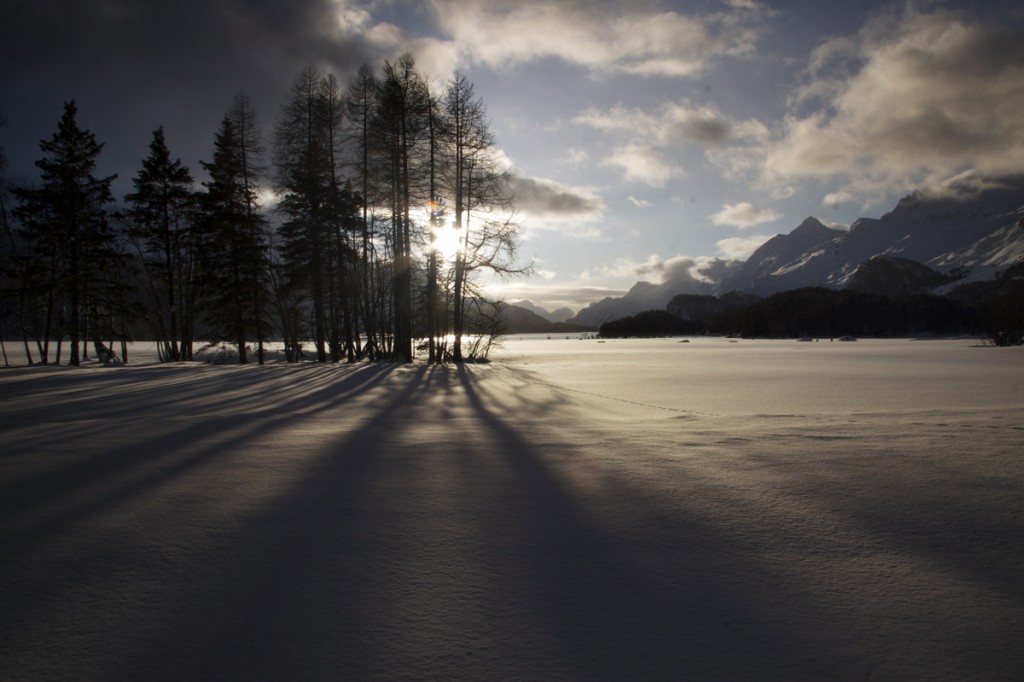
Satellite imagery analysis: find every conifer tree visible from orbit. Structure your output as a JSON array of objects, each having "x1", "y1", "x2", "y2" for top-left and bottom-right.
[
  {"x1": 12, "y1": 101, "x2": 120, "y2": 365},
  {"x1": 125, "y1": 127, "x2": 198, "y2": 361},
  {"x1": 274, "y1": 66, "x2": 333, "y2": 362},
  {"x1": 199, "y1": 116, "x2": 268, "y2": 363}
]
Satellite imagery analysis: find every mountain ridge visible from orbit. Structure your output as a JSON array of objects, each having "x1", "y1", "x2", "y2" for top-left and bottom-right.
[{"x1": 570, "y1": 174, "x2": 1024, "y2": 324}]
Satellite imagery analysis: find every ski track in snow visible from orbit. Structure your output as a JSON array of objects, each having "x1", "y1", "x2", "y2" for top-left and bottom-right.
[{"x1": 1, "y1": 339, "x2": 1022, "y2": 681}]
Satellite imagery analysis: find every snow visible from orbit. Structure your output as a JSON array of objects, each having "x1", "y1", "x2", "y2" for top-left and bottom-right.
[{"x1": 2, "y1": 338, "x2": 1023, "y2": 680}]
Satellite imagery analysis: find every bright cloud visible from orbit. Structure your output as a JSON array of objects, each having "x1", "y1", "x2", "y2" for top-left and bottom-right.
[
  {"x1": 574, "y1": 100, "x2": 750, "y2": 147},
  {"x1": 766, "y1": 7, "x2": 1024, "y2": 194},
  {"x1": 602, "y1": 144, "x2": 684, "y2": 188},
  {"x1": 710, "y1": 202, "x2": 782, "y2": 229},
  {"x1": 823, "y1": 190, "x2": 854, "y2": 209},
  {"x1": 716, "y1": 235, "x2": 772, "y2": 260},
  {"x1": 576, "y1": 100, "x2": 766, "y2": 187},
  {"x1": 430, "y1": 0, "x2": 769, "y2": 77},
  {"x1": 596, "y1": 254, "x2": 712, "y2": 285}
]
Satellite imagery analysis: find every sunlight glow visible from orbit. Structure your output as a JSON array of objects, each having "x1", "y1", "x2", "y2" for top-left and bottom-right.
[{"x1": 432, "y1": 220, "x2": 463, "y2": 261}]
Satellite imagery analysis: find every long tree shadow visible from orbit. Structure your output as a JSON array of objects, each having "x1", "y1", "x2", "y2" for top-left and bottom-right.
[
  {"x1": 4, "y1": 362, "x2": 871, "y2": 681},
  {"x1": 0, "y1": 363, "x2": 397, "y2": 558},
  {"x1": 104, "y1": 364, "x2": 440, "y2": 681},
  {"x1": 436, "y1": 364, "x2": 863, "y2": 680}
]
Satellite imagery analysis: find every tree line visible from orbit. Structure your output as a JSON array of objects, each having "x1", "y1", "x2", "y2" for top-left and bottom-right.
[
  {"x1": 0, "y1": 56, "x2": 527, "y2": 366},
  {"x1": 599, "y1": 273, "x2": 1024, "y2": 346}
]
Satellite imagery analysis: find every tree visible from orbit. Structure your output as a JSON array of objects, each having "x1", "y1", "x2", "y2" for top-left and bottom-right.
[
  {"x1": 0, "y1": 115, "x2": 14, "y2": 366},
  {"x1": 274, "y1": 67, "x2": 339, "y2": 363},
  {"x1": 227, "y1": 92, "x2": 270, "y2": 363},
  {"x1": 346, "y1": 64, "x2": 382, "y2": 359},
  {"x1": 375, "y1": 54, "x2": 432, "y2": 363},
  {"x1": 12, "y1": 101, "x2": 121, "y2": 365},
  {"x1": 198, "y1": 115, "x2": 268, "y2": 363},
  {"x1": 125, "y1": 127, "x2": 199, "y2": 361},
  {"x1": 440, "y1": 73, "x2": 523, "y2": 361}
]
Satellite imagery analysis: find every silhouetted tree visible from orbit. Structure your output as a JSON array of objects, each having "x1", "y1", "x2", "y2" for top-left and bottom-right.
[
  {"x1": 198, "y1": 116, "x2": 268, "y2": 363},
  {"x1": 375, "y1": 54, "x2": 432, "y2": 363},
  {"x1": 12, "y1": 101, "x2": 121, "y2": 365},
  {"x1": 227, "y1": 92, "x2": 270, "y2": 363},
  {"x1": 125, "y1": 127, "x2": 199, "y2": 361},
  {"x1": 345, "y1": 63, "x2": 383, "y2": 359},
  {"x1": 441, "y1": 72, "x2": 523, "y2": 361}
]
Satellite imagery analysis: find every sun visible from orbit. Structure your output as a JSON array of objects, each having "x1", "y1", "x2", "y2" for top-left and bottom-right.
[{"x1": 432, "y1": 221, "x2": 463, "y2": 261}]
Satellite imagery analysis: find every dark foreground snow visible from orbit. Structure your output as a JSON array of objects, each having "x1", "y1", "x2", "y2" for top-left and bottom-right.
[{"x1": 1, "y1": 339, "x2": 1022, "y2": 680}]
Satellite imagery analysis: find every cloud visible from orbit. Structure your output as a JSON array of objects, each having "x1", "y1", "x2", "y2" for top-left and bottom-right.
[
  {"x1": 765, "y1": 6, "x2": 1024, "y2": 195},
  {"x1": 576, "y1": 100, "x2": 766, "y2": 187},
  {"x1": 715, "y1": 235, "x2": 772, "y2": 260},
  {"x1": 430, "y1": 0, "x2": 770, "y2": 77},
  {"x1": 710, "y1": 202, "x2": 782, "y2": 229},
  {"x1": 506, "y1": 175, "x2": 606, "y2": 219},
  {"x1": 574, "y1": 100, "x2": 746, "y2": 147},
  {"x1": 602, "y1": 144, "x2": 684, "y2": 188},
  {"x1": 627, "y1": 195, "x2": 652, "y2": 208},
  {"x1": 822, "y1": 190, "x2": 854, "y2": 209},
  {"x1": 562, "y1": 148, "x2": 590, "y2": 169},
  {"x1": 484, "y1": 282, "x2": 628, "y2": 312},
  {"x1": 596, "y1": 254, "x2": 711, "y2": 286}
]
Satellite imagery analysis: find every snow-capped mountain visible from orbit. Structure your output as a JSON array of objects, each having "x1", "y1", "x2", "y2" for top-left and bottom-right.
[
  {"x1": 718, "y1": 217, "x2": 844, "y2": 294},
  {"x1": 722, "y1": 175, "x2": 1024, "y2": 296},
  {"x1": 574, "y1": 175, "x2": 1024, "y2": 324}
]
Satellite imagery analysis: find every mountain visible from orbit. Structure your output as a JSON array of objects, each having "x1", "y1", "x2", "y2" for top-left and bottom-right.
[
  {"x1": 846, "y1": 255, "x2": 962, "y2": 297},
  {"x1": 719, "y1": 217, "x2": 844, "y2": 294},
  {"x1": 509, "y1": 299, "x2": 575, "y2": 323},
  {"x1": 499, "y1": 303, "x2": 596, "y2": 334},
  {"x1": 573, "y1": 258, "x2": 742, "y2": 326},
  {"x1": 721, "y1": 174, "x2": 1024, "y2": 296},
  {"x1": 583, "y1": 175, "x2": 1024, "y2": 321}
]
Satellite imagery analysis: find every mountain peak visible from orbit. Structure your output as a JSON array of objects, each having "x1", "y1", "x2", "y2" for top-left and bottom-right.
[{"x1": 792, "y1": 216, "x2": 835, "y2": 237}]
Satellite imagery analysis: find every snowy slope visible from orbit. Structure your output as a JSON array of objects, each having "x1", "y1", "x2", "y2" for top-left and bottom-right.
[{"x1": 719, "y1": 217, "x2": 844, "y2": 294}]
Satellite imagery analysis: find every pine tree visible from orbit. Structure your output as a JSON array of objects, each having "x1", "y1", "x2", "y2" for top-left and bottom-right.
[
  {"x1": 274, "y1": 66, "x2": 334, "y2": 362},
  {"x1": 12, "y1": 101, "x2": 120, "y2": 365},
  {"x1": 125, "y1": 127, "x2": 199, "y2": 361},
  {"x1": 198, "y1": 116, "x2": 268, "y2": 363}
]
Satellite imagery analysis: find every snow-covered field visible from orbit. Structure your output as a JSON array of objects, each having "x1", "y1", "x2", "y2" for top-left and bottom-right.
[{"x1": 1, "y1": 338, "x2": 1022, "y2": 680}]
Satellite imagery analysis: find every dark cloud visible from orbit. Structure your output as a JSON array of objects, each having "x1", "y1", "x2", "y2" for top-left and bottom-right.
[
  {"x1": 506, "y1": 175, "x2": 605, "y2": 218},
  {"x1": 675, "y1": 115, "x2": 732, "y2": 145},
  {"x1": 0, "y1": 0, "x2": 386, "y2": 192}
]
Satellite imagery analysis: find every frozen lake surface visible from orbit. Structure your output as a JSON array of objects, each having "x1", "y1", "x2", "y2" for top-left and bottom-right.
[{"x1": 1, "y1": 338, "x2": 1022, "y2": 680}]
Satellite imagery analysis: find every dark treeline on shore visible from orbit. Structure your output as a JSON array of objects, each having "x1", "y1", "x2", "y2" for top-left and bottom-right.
[
  {"x1": 599, "y1": 265, "x2": 1024, "y2": 346},
  {"x1": 0, "y1": 55, "x2": 527, "y2": 367}
]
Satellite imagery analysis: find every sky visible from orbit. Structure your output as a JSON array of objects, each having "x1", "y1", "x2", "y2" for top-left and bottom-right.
[{"x1": 2, "y1": 0, "x2": 1023, "y2": 312}]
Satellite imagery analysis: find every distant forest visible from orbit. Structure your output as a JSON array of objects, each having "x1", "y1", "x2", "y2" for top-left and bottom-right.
[
  {"x1": 0, "y1": 55, "x2": 527, "y2": 366},
  {"x1": 598, "y1": 264, "x2": 1024, "y2": 346}
]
